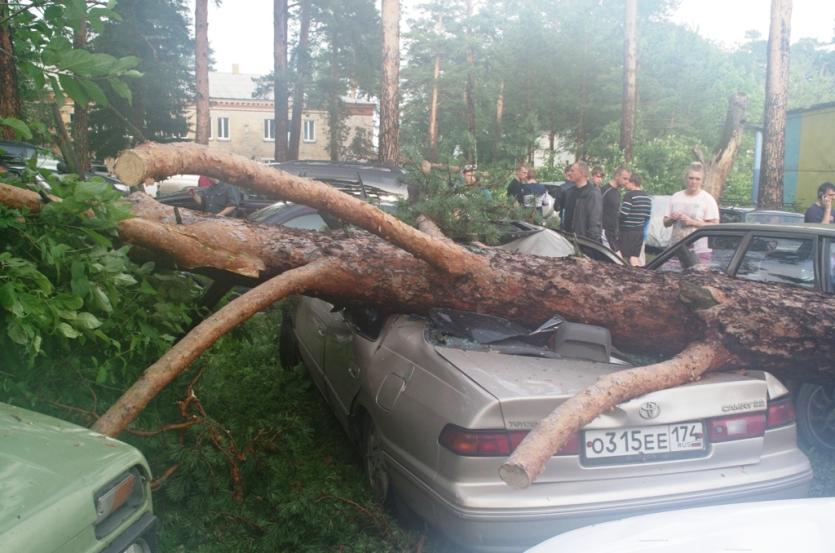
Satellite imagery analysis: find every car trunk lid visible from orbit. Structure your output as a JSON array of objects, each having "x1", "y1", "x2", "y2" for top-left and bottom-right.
[{"x1": 435, "y1": 347, "x2": 771, "y2": 481}]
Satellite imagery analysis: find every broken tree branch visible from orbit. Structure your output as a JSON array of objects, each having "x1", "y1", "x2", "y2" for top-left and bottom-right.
[
  {"x1": 499, "y1": 339, "x2": 734, "y2": 488},
  {"x1": 92, "y1": 258, "x2": 339, "y2": 437},
  {"x1": 114, "y1": 142, "x2": 488, "y2": 277}
]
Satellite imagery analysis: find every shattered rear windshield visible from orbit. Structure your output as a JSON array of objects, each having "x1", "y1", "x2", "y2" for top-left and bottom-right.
[{"x1": 426, "y1": 308, "x2": 566, "y2": 358}]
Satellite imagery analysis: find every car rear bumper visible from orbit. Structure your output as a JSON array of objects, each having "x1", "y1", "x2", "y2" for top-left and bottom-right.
[{"x1": 389, "y1": 448, "x2": 812, "y2": 553}]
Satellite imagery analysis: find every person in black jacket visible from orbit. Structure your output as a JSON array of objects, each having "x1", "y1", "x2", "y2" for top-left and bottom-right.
[
  {"x1": 560, "y1": 161, "x2": 602, "y2": 243},
  {"x1": 600, "y1": 166, "x2": 630, "y2": 251},
  {"x1": 506, "y1": 164, "x2": 529, "y2": 205}
]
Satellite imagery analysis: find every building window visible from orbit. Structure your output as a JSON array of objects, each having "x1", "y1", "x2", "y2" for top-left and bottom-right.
[
  {"x1": 264, "y1": 119, "x2": 275, "y2": 141},
  {"x1": 217, "y1": 117, "x2": 229, "y2": 140},
  {"x1": 303, "y1": 119, "x2": 315, "y2": 142}
]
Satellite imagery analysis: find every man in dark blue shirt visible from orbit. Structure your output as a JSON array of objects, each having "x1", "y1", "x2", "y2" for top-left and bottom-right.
[{"x1": 805, "y1": 182, "x2": 835, "y2": 224}]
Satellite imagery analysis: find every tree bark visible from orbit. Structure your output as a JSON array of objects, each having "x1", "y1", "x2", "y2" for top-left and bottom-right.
[
  {"x1": 289, "y1": 0, "x2": 311, "y2": 161},
  {"x1": 72, "y1": 13, "x2": 90, "y2": 174},
  {"x1": 620, "y1": 0, "x2": 637, "y2": 163},
  {"x1": 273, "y1": 0, "x2": 289, "y2": 162},
  {"x1": 758, "y1": 0, "x2": 792, "y2": 209},
  {"x1": 0, "y1": 0, "x2": 22, "y2": 140},
  {"x1": 194, "y1": 0, "x2": 210, "y2": 145},
  {"x1": 695, "y1": 93, "x2": 748, "y2": 200},
  {"x1": 379, "y1": 0, "x2": 400, "y2": 164},
  {"x1": 5, "y1": 141, "x2": 834, "y2": 477}
]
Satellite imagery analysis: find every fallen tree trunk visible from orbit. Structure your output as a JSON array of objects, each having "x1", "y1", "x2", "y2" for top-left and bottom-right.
[{"x1": 3, "y1": 142, "x2": 834, "y2": 488}]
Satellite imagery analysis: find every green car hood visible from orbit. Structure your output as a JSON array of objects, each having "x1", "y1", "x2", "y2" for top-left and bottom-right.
[{"x1": 0, "y1": 402, "x2": 147, "y2": 553}]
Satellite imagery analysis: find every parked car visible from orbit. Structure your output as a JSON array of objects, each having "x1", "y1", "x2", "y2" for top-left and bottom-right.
[
  {"x1": 277, "y1": 214, "x2": 811, "y2": 551},
  {"x1": 267, "y1": 159, "x2": 409, "y2": 198},
  {"x1": 744, "y1": 209, "x2": 804, "y2": 225},
  {"x1": 646, "y1": 223, "x2": 835, "y2": 452},
  {"x1": 525, "y1": 497, "x2": 835, "y2": 553},
  {"x1": 160, "y1": 160, "x2": 408, "y2": 218},
  {"x1": 0, "y1": 140, "x2": 62, "y2": 174},
  {"x1": 0, "y1": 401, "x2": 157, "y2": 553}
]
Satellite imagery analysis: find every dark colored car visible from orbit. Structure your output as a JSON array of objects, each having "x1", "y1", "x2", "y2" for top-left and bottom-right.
[
  {"x1": 159, "y1": 160, "x2": 409, "y2": 218},
  {"x1": 646, "y1": 223, "x2": 835, "y2": 451}
]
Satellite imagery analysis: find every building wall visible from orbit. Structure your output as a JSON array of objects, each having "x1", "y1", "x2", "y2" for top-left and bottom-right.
[
  {"x1": 784, "y1": 103, "x2": 835, "y2": 208},
  {"x1": 184, "y1": 101, "x2": 375, "y2": 162}
]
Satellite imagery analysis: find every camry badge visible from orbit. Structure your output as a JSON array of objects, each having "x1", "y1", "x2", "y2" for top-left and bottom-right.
[{"x1": 639, "y1": 401, "x2": 660, "y2": 420}]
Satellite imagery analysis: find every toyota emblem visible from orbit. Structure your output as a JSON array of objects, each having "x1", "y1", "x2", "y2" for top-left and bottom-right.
[{"x1": 639, "y1": 401, "x2": 660, "y2": 420}]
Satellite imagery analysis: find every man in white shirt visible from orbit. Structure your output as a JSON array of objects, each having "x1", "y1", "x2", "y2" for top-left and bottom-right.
[{"x1": 663, "y1": 162, "x2": 719, "y2": 261}]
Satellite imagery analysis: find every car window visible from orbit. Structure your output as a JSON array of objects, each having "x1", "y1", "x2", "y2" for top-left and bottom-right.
[
  {"x1": 282, "y1": 212, "x2": 328, "y2": 230},
  {"x1": 827, "y1": 239, "x2": 835, "y2": 294},
  {"x1": 655, "y1": 234, "x2": 743, "y2": 273},
  {"x1": 735, "y1": 236, "x2": 815, "y2": 289}
]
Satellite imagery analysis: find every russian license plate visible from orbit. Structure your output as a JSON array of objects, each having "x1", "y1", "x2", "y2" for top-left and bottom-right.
[{"x1": 584, "y1": 422, "x2": 705, "y2": 460}]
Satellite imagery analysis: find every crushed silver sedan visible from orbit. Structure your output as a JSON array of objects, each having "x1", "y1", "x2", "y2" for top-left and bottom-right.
[{"x1": 282, "y1": 297, "x2": 812, "y2": 551}]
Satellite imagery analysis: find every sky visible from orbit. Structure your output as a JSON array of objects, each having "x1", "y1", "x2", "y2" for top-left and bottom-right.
[{"x1": 198, "y1": 0, "x2": 835, "y2": 76}]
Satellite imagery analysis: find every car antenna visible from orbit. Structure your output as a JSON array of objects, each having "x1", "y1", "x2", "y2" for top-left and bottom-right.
[{"x1": 357, "y1": 172, "x2": 368, "y2": 199}]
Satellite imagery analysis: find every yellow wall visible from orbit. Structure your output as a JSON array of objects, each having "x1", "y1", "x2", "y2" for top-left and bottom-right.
[{"x1": 793, "y1": 105, "x2": 835, "y2": 208}]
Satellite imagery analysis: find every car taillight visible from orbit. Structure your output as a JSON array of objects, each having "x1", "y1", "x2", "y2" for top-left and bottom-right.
[
  {"x1": 767, "y1": 396, "x2": 795, "y2": 428},
  {"x1": 707, "y1": 413, "x2": 766, "y2": 443},
  {"x1": 439, "y1": 425, "x2": 579, "y2": 457}
]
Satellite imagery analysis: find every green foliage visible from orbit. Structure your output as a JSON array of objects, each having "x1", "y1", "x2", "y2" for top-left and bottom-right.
[
  {"x1": 144, "y1": 310, "x2": 422, "y2": 553},
  {"x1": 10, "y1": 1, "x2": 141, "y2": 110},
  {"x1": 397, "y1": 166, "x2": 531, "y2": 244},
  {"x1": 88, "y1": 0, "x2": 194, "y2": 157},
  {"x1": 0, "y1": 175, "x2": 200, "y2": 407}
]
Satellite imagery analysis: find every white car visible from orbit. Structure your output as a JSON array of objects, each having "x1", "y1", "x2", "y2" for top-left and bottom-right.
[{"x1": 525, "y1": 498, "x2": 835, "y2": 553}]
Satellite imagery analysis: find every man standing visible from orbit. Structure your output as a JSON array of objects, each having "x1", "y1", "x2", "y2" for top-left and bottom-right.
[
  {"x1": 804, "y1": 182, "x2": 835, "y2": 224},
  {"x1": 618, "y1": 173, "x2": 652, "y2": 266},
  {"x1": 561, "y1": 161, "x2": 602, "y2": 243},
  {"x1": 506, "y1": 164, "x2": 529, "y2": 205},
  {"x1": 600, "y1": 166, "x2": 630, "y2": 251},
  {"x1": 663, "y1": 162, "x2": 719, "y2": 261}
]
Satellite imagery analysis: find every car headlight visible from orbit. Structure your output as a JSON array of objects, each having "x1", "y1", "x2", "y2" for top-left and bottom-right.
[{"x1": 94, "y1": 466, "x2": 147, "y2": 538}]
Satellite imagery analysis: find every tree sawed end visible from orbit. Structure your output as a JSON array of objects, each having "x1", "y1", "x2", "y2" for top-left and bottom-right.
[{"x1": 498, "y1": 462, "x2": 533, "y2": 489}]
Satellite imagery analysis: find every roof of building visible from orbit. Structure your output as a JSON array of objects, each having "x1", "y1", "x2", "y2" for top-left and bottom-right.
[{"x1": 209, "y1": 71, "x2": 375, "y2": 106}]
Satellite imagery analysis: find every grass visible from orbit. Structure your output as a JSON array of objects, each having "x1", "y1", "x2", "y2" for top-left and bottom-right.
[{"x1": 145, "y1": 307, "x2": 427, "y2": 553}]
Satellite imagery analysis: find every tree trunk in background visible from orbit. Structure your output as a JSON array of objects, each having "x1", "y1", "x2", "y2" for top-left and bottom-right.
[
  {"x1": 620, "y1": 0, "x2": 637, "y2": 163},
  {"x1": 696, "y1": 93, "x2": 748, "y2": 200},
  {"x1": 327, "y1": 50, "x2": 341, "y2": 161},
  {"x1": 289, "y1": 0, "x2": 311, "y2": 160},
  {"x1": 194, "y1": 0, "x2": 210, "y2": 145},
  {"x1": 758, "y1": 0, "x2": 792, "y2": 209},
  {"x1": 464, "y1": 0, "x2": 477, "y2": 164},
  {"x1": 493, "y1": 80, "x2": 504, "y2": 161},
  {"x1": 379, "y1": 0, "x2": 400, "y2": 164},
  {"x1": 576, "y1": 76, "x2": 588, "y2": 159},
  {"x1": 72, "y1": 14, "x2": 90, "y2": 174},
  {"x1": 427, "y1": 53, "x2": 441, "y2": 162},
  {"x1": 273, "y1": 0, "x2": 289, "y2": 162},
  {"x1": 0, "y1": 1, "x2": 22, "y2": 140}
]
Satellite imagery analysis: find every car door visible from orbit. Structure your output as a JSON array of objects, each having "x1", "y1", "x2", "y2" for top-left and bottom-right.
[
  {"x1": 320, "y1": 308, "x2": 360, "y2": 418},
  {"x1": 647, "y1": 230, "x2": 748, "y2": 273},
  {"x1": 293, "y1": 297, "x2": 333, "y2": 392},
  {"x1": 731, "y1": 232, "x2": 818, "y2": 290}
]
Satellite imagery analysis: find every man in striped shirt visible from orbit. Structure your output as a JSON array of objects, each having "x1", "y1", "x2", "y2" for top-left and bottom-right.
[{"x1": 618, "y1": 173, "x2": 653, "y2": 266}]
